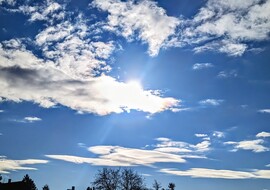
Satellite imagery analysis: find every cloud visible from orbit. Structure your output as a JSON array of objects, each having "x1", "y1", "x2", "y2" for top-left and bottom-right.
[
  {"x1": 15, "y1": 0, "x2": 65, "y2": 23},
  {"x1": 258, "y1": 109, "x2": 270, "y2": 113},
  {"x1": 0, "y1": 12, "x2": 180, "y2": 116},
  {"x1": 0, "y1": 156, "x2": 49, "y2": 174},
  {"x1": 46, "y1": 146, "x2": 186, "y2": 167},
  {"x1": 199, "y1": 99, "x2": 224, "y2": 106},
  {"x1": 256, "y1": 132, "x2": 270, "y2": 138},
  {"x1": 0, "y1": 0, "x2": 14, "y2": 5},
  {"x1": 46, "y1": 138, "x2": 209, "y2": 167},
  {"x1": 224, "y1": 139, "x2": 269, "y2": 153},
  {"x1": 195, "y1": 134, "x2": 208, "y2": 138},
  {"x1": 92, "y1": 0, "x2": 180, "y2": 56},
  {"x1": 217, "y1": 70, "x2": 238, "y2": 78},
  {"x1": 160, "y1": 168, "x2": 270, "y2": 179},
  {"x1": 181, "y1": 0, "x2": 270, "y2": 56},
  {"x1": 213, "y1": 131, "x2": 225, "y2": 138},
  {"x1": 0, "y1": 110, "x2": 4, "y2": 113},
  {"x1": 4, "y1": 0, "x2": 270, "y2": 57},
  {"x1": 24, "y1": 117, "x2": 42, "y2": 122},
  {"x1": 155, "y1": 137, "x2": 211, "y2": 153},
  {"x1": 192, "y1": 63, "x2": 214, "y2": 70},
  {"x1": 11, "y1": 116, "x2": 42, "y2": 123}
]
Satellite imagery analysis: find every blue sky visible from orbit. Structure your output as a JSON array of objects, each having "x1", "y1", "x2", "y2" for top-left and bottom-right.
[{"x1": 0, "y1": 0, "x2": 270, "y2": 189}]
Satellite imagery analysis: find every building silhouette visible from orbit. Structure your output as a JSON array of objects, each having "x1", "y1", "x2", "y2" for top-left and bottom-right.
[{"x1": 0, "y1": 179, "x2": 30, "y2": 190}]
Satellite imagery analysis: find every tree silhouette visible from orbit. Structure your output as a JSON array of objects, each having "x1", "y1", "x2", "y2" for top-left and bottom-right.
[
  {"x1": 92, "y1": 168, "x2": 146, "y2": 190},
  {"x1": 93, "y1": 168, "x2": 121, "y2": 190},
  {"x1": 168, "y1": 183, "x2": 175, "y2": 190},
  {"x1": 22, "y1": 174, "x2": 37, "y2": 190},
  {"x1": 121, "y1": 168, "x2": 145, "y2": 190},
  {"x1": 43, "y1": 184, "x2": 50, "y2": 190},
  {"x1": 152, "y1": 180, "x2": 162, "y2": 190}
]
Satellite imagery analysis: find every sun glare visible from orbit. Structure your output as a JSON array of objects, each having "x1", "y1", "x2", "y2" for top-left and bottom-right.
[{"x1": 126, "y1": 80, "x2": 143, "y2": 90}]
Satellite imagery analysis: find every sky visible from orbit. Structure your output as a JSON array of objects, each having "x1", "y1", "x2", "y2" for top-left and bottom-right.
[{"x1": 0, "y1": 0, "x2": 270, "y2": 189}]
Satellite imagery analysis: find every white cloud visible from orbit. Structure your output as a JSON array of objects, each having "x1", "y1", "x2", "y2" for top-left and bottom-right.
[
  {"x1": 224, "y1": 139, "x2": 269, "y2": 153},
  {"x1": 46, "y1": 137, "x2": 210, "y2": 167},
  {"x1": 0, "y1": 13, "x2": 180, "y2": 116},
  {"x1": 160, "y1": 168, "x2": 270, "y2": 179},
  {"x1": 18, "y1": 0, "x2": 64, "y2": 23},
  {"x1": 199, "y1": 99, "x2": 224, "y2": 106},
  {"x1": 195, "y1": 134, "x2": 208, "y2": 138},
  {"x1": 183, "y1": 0, "x2": 270, "y2": 56},
  {"x1": 0, "y1": 110, "x2": 4, "y2": 113},
  {"x1": 155, "y1": 137, "x2": 211, "y2": 153},
  {"x1": 213, "y1": 131, "x2": 225, "y2": 138},
  {"x1": 0, "y1": 0, "x2": 15, "y2": 5},
  {"x1": 47, "y1": 145, "x2": 186, "y2": 167},
  {"x1": 192, "y1": 63, "x2": 214, "y2": 70},
  {"x1": 11, "y1": 116, "x2": 42, "y2": 123},
  {"x1": 0, "y1": 156, "x2": 49, "y2": 174},
  {"x1": 258, "y1": 109, "x2": 270, "y2": 113},
  {"x1": 4, "y1": 0, "x2": 270, "y2": 57},
  {"x1": 24, "y1": 117, "x2": 42, "y2": 122},
  {"x1": 256, "y1": 132, "x2": 270, "y2": 138},
  {"x1": 92, "y1": 0, "x2": 180, "y2": 56},
  {"x1": 217, "y1": 70, "x2": 238, "y2": 78}
]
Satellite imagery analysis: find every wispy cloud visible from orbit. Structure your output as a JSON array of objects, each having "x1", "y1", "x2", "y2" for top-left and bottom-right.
[
  {"x1": 0, "y1": 16, "x2": 179, "y2": 116},
  {"x1": 0, "y1": 110, "x2": 4, "y2": 113},
  {"x1": 0, "y1": 156, "x2": 48, "y2": 174},
  {"x1": 160, "y1": 168, "x2": 270, "y2": 179},
  {"x1": 46, "y1": 146, "x2": 186, "y2": 167},
  {"x1": 24, "y1": 117, "x2": 42, "y2": 122},
  {"x1": 213, "y1": 131, "x2": 225, "y2": 138},
  {"x1": 256, "y1": 132, "x2": 270, "y2": 138},
  {"x1": 46, "y1": 138, "x2": 209, "y2": 167},
  {"x1": 12, "y1": 116, "x2": 42, "y2": 123},
  {"x1": 192, "y1": 63, "x2": 214, "y2": 70},
  {"x1": 92, "y1": 0, "x2": 180, "y2": 56},
  {"x1": 0, "y1": 0, "x2": 15, "y2": 6},
  {"x1": 195, "y1": 134, "x2": 208, "y2": 138},
  {"x1": 183, "y1": 0, "x2": 270, "y2": 56},
  {"x1": 7, "y1": 0, "x2": 64, "y2": 23},
  {"x1": 224, "y1": 139, "x2": 269, "y2": 153},
  {"x1": 199, "y1": 99, "x2": 224, "y2": 106},
  {"x1": 3, "y1": 0, "x2": 270, "y2": 58},
  {"x1": 217, "y1": 70, "x2": 238, "y2": 78},
  {"x1": 258, "y1": 109, "x2": 270, "y2": 114}
]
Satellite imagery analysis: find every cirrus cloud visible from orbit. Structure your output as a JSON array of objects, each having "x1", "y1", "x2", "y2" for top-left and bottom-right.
[
  {"x1": 0, "y1": 156, "x2": 49, "y2": 174},
  {"x1": 160, "y1": 168, "x2": 270, "y2": 179}
]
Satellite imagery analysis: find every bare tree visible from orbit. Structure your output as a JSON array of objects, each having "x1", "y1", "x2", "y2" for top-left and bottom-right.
[
  {"x1": 152, "y1": 180, "x2": 162, "y2": 190},
  {"x1": 121, "y1": 168, "x2": 145, "y2": 190},
  {"x1": 93, "y1": 168, "x2": 121, "y2": 190},
  {"x1": 168, "y1": 183, "x2": 175, "y2": 190},
  {"x1": 92, "y1": 168, "x2": 146, "y2": 190}
]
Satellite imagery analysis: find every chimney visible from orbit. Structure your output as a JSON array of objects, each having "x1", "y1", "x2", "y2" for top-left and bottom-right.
[
  {"x1": 72, "y1": 186, "x2": 75, "y2": 190},
  {"x1": 8, "y1": 179, "x2": 11, "y2": 183}
]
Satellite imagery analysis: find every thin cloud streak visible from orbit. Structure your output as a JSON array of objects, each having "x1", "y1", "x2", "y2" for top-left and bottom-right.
[
  {"x1": 46, "y1": 138, "x2": 211, "y2": 167},
  {"x1": 256, "y1": 132, "x2": 270, "y2": 138},
  {"x1": 224, "y1": 139, "x2": 269, "y2": 153},
  {"x1": 0, "y1": 156, "x2": 49, "y2": 174},
  {"x1": 160, "y1": 168, "x2": 270, "y2": 179}
]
